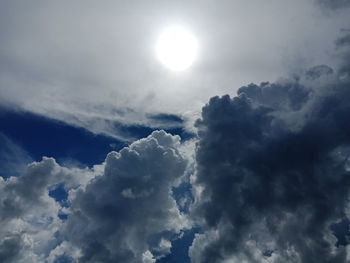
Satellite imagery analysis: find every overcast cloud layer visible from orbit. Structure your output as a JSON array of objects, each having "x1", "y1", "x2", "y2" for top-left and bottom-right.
[{"x1": 1, "y1": 0, "x2": 350, "y2": 139}]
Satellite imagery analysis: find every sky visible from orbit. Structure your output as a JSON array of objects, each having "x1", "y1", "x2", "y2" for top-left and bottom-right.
[{"x1": 1, "y1": 0, "x2": 350, "y2": 262}]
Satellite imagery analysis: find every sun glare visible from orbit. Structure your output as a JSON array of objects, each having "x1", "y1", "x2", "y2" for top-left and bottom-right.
[{"x1": 156, "y1": 27, "x2": 198, "y2": 71}]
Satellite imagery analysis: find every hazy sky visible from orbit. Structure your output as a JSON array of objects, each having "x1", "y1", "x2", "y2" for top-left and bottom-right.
[{"x1": 1, "y1": 0, "x2": 349, "y2": 139}]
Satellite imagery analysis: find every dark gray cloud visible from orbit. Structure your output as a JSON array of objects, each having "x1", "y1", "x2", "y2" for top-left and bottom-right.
[
  {"x1": 336, "y1": 34, "x2": 350, "y2": 47},
  {"x1": 317, "y1": 0, "x2": 350, "y2": 10},
  {"x1": 0, "y1": 235, "x2": 23, "y2": 263},
  {"x1": 190, "y1": 58, "x2": 350, "y2": 262},
  {"x1": 336, "y1": 33, "x2": 350, "y2": 77}
]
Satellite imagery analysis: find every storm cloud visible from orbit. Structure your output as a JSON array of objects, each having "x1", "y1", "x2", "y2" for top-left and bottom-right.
[{"x1": 189, "y1": 44, "x2": 350, "y2": 262}]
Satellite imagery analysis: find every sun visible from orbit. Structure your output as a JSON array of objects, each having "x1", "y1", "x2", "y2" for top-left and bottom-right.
[{"x1": 156, "y1": 27, "x2": 198, "y2": 71}]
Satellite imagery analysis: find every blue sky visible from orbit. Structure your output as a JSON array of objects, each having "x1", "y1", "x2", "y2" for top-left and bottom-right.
[
  {"x1": 0, "y1": 107, "x2": 193, "y2": 167},
  {"x1": 0, "y1": 107, "x2": 125, "y2": 167}
]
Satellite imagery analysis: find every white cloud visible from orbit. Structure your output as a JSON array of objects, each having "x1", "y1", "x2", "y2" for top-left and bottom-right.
[
  {"x1": 0, "y1": 0, "x2": 349, "y2": 139},
  {"x1": 63, "y1": 130, "x2": 190, "y2": 262},
  {"x1": 0, "y1": 130, "x2": 190, "y2": 262},
  {"x1": 0, "y1": 157, "x2": 79, "y2": 262}
]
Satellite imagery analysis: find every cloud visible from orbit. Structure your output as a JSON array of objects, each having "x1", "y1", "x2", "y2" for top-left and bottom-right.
[
  {"x1": 317, "y1": 0, "x2": 350, "y2": 10},
  {"x1": 0, "y1": 130, "x2": 189, "y2": 262},
  {"x1": 0, "y1": 157, "x2": 86, "y2": 262},
  {"x1": 0, "y1": 0, "x2": 348, "y2": 139},
  {"x1": 336, "y1": 32, "x2": 350, "y2": 78},
  {"x1": 1, "y1": 2, "x2": 350, "y2": 262},
  {"x1": 62, "y1": 130, "x2": 189, "y2": 262},
  {"x1": 0, "y1": 235, "x2": 23, "y2": 263},
  {"x1": 189, "y1": 53, "x2": 350, "y2": 262}
]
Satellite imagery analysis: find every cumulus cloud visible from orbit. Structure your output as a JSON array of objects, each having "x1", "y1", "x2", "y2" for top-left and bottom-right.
[
  {"x1": 62, "y1": 130, "x2": 189, "y2": 262},
  {"x1": 1, "y1": 2, "x2": 350, "y2": 262},
  {"x1": 0, "y1": 157, "x2": 91, "y2": 262},
  {"x1": 189, "y1": 43, "x2": 350, "y2": 262},
  {"x1": 0, "y1": 130, "x2": 188, "y2": 262}
]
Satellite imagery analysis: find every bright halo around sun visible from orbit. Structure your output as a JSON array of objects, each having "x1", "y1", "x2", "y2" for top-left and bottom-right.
[{"x1": 156, "y1": 27, "x2": 198, "y2": 71}]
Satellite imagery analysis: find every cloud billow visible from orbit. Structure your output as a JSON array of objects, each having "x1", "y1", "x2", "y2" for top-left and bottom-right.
[
  {"x1": 0, "y1": 157, "x2": 79, "y2": 262},
  {"x1": 63, "y1": 130, "x2": 189, "y2": 262},
  {"x1": 190, "y1": 62, "x2": 350, "y2": 262},
  {"x1": 0, "y1": 131, "x2": 189, "y2": 262}
]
